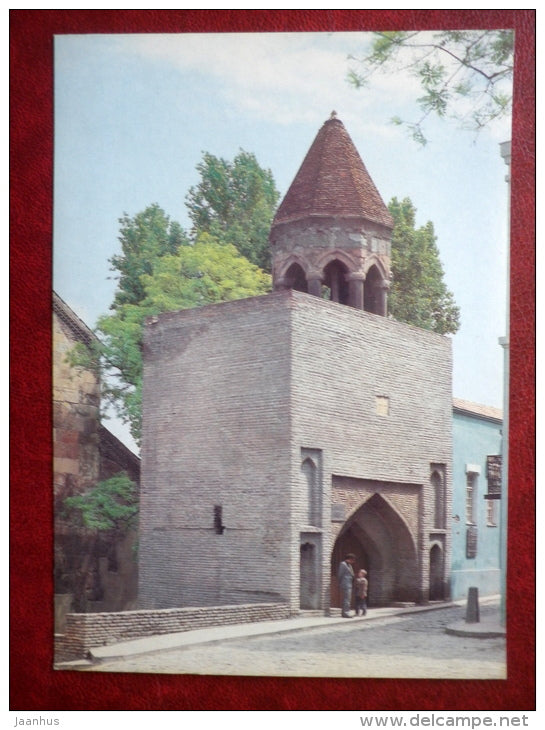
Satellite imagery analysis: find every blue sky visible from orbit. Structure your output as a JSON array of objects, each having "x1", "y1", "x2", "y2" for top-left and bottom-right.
[{"x1": 53, "y1": 32, "x2": 511, "y2": 451}]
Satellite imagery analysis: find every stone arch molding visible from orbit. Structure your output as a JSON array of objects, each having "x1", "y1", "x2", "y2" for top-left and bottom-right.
[
  {"x1": 314, "y1": 249, "x2": 361, "y2": 279},
  {"x1": 278, "y1": 249, "x2": 365, "y2": 284},
  {"x1": 362, "y1": 254, "x2": 389, "y2": 282},
  {"x1": 275, "y1": 248, "x2": 390, "y2": 314},
  {"x1": 344, "y1": 492, "x2": 416, "y2": 549},
  {"x1": 277, "y1": 254, "x2": 310, "y2": 281}
]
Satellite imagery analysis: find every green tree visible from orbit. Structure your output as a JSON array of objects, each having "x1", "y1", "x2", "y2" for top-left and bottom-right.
[
  {"x1": 71, "y1": 231, "x2": 271, "y2": 446},
  {"x1": 348, "y1": 30, "x2": 513, "y2": 144},
  {"x1": 59, "y1": 473, "x2": 138, "y2": 611},
  {"x1": 186, "y1": 150, "x2": 280, "y2": 271},
  {"x1": 64, "y1": 473, "x2": 139, "y2": 533},
  {"x1": 110, "y1": 203, "x2": 190, "y2": 309},
  {"x1": 388, "y1": 197, "x2": 460, "y2": 335}
]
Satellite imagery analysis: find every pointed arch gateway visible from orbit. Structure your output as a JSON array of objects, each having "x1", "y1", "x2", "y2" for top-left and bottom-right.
[{"x1": 331, "y1": 493, "x2": 419, "y2": 607}]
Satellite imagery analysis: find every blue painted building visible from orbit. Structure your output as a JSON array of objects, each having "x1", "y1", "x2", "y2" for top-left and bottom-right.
[{"x1": 450, "y1": 398, "x2": 503, "y2": 600}]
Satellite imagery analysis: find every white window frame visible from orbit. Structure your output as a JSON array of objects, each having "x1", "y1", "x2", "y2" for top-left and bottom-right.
[{"x1": 465, "y1": 464, "x2": 480, "y2": 525}]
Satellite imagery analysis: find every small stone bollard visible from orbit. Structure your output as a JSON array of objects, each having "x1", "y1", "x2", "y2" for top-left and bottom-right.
[{"x1": 465, "y1": 586, "x2": 480, "y2": 623}]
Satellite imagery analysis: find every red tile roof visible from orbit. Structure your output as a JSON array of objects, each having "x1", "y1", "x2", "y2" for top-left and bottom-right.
[{"x1": 272, "y1": 115, "x2": 394, "y2": 229}]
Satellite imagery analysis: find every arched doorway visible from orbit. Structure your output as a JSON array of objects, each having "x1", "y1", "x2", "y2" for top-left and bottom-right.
[
  {"x1": 331, "y1": 493, "x2": 418, "y2": 607},
  {"x1": 429, "y1": 543, "x2": 445, "y2": 601}
]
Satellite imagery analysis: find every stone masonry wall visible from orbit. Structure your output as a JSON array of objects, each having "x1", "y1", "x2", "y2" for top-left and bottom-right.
[
  {"x1": 138, "y1": 295, "x2": 294, "y2": 610},
  {"x1": 55, "y1": 602, "x2": 290, "y2": 662},
  {"x1": 271, "y1": 216, "x2": 391, "y2": 284},
  {"x1": 53, "y1": 309, "x2": 100, "y2": 503}
]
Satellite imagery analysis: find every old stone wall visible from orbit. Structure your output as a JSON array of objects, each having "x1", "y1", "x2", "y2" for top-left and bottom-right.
[
  {"x1": 53, "y1": 303, "x2": 101, "y2": 602},
  {"x1": 53, "y1": 294, "x2": 140, "y2": 614},
  {"x1": 55, "y1": 602, "x2": 290, "y2": 662},
  {"x1": 53, "y1": 308, "x2": 100, "y2": 505},
  {"x1": 271, "y1": 216, "x2": 391, "y2": 283}
]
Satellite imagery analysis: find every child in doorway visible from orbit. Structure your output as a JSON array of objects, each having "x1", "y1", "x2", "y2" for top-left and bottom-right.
[{"x1": 355, "y1": 569, "x2": 368, "y2": 616}]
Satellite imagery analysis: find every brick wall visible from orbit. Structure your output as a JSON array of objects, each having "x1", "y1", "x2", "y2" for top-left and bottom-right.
[
  {"x1": 289, "y1": 293, "x2": 452, "y2": 604},
  {"x1": 139, "y1": 290, "x2": 452, "y2": 612},
  {"x1": 139, "y1": 294, "x2": 294, "y2": 609},
  {"x1": 55, "y1": 602, "x2": 290, "y2": 662},
  {"x1": 290, "y1": 292, "x2": 452, "y2": 485}
]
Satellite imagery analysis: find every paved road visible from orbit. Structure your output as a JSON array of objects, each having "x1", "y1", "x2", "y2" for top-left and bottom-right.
[{"x1": 86, "y1": 604, "x2": 506, "y2": 679}]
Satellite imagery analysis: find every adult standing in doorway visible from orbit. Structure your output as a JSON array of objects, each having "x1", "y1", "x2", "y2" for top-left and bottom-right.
[{"x1": 337, "y1": 553, "x2": 356, "y2": 617}]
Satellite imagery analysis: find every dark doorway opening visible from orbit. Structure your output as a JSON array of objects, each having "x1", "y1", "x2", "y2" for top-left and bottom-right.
[
  {"x1": 300, "y1": 535, "x2": 321, "y2": 610},
  {"x1": 429, "y1": 544, "x2": 445, "y2": 601},
  {"x1": 285, "y1": 262, "x2": 308, "y2": 293},
  {"x1": 323, "y1": 260, "x2": 349, "y2": 305},
  {"x1": 364, "y1": 265, "x2": 382, "y2": 314}
]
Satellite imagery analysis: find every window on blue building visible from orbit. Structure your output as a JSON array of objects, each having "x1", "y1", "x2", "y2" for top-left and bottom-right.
[{"x1": 465, "y1": 472, "x2": 478, "y2": 524}]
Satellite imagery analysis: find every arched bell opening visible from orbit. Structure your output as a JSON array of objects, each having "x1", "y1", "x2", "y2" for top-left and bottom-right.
[
  {"x1": 364, "y1": 265, "x2": 384, "y2": 314},
  {"x1": 330, "y1": 493, "x2": 418, "y2": 607},
  {"x1": 323, "y1": 260, "x2": 350, "y2": 305},
  {"x1": 284, "y1": 262, "x2": 308, "y2": 293}
]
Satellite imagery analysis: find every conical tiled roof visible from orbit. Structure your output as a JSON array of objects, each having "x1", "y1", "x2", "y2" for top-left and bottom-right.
[{"x1": 272, "y1": 114, "x2": 393, "y2": 229}]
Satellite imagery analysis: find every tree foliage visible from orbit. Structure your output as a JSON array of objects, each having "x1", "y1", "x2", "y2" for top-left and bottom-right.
[
  {"x1": 57, "y1": 473, "x2": 138, "y2": 610},
  {"x1": 63, "y1": 473, "x2": 139, "y2": 533},
  {"x1": 348, "y1": 30, "x2": 513, "y2": 144},
  {"x1": 186, "y1": 149, "x2": 280, "y2": 271},
  {"x1": 110, "y1": 204, "x2": 190, "y2": 309},
  {"x1": 69, "y1": 223, "x2": 272, "y2": 446},
  {"x1": 388, "y1": 197, "x2": 460, "y2": 335}
]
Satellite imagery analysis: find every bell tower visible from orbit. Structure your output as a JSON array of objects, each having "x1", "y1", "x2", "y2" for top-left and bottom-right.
[{"x1": 270, "y1": 112, "x2": 393, "y2": 315}]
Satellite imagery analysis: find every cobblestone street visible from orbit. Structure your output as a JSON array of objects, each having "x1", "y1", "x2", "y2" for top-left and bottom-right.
[{"x1": 85, "y1": 604, "x2": 506, "y2": 679}]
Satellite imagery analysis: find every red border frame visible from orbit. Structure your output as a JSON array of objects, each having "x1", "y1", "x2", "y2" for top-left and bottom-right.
[{"x1": 10, "y1": 10, "x2": 535, "y2": 710}]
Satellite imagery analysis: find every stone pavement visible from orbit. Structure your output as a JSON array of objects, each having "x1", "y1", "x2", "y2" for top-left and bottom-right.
[
  {"x1": 56, "y1": 595, "x2": 505, "y2": 678},
  {"x1": 445, "y1": 616, "x2": 506, "y2": 638}
]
